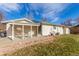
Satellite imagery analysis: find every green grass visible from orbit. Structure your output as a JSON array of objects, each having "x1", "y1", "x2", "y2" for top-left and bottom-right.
[{"x1": 4, "y1": 34, "x2": 79, "y2": 56}]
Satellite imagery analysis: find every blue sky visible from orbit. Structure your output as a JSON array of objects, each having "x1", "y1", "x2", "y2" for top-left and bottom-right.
[{"x1": 0, "y1": 3, "x2": 79, "y2": 25}]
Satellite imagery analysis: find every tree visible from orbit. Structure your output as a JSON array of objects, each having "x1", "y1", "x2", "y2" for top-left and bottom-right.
[
  {"x1": 0, "y1": 12, "x2": 3, "y2": 23},
  {"x1": 76, "y1": 17, "x2": 79, "y2": 23},
  {"x1": 0, "y1": 12, "x2": 4, "y2": 32},
  {"x1": 61, "y1": 19, "x2": 72, "y2": 26}
]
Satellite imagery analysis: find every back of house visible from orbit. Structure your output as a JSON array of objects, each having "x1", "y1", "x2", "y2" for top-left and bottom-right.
[{"x1": 0, "y1": 18, "x2": 70, "y2": 40}]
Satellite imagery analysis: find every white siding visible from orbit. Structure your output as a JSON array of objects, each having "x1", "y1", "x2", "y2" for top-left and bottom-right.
[
  {"x1": 41, "y1": 25, "x2": 64, "y2": 36},
  {"x1": 41, "y1": 25, "x2": 52, "y2": 36},
  {"x1": 52, "y1": 26, "x2": 58, "y2": 35},
  {"x1": 59, "y1": 27, "x2": 64, "y2": 34},
  {"x1": 56, "y1": 27, "x2": 62, "y2": 34},
  {"x1": 41, "y1": 25, "x2": 70, "y2": 36},
  {"x1": 66, "y1": 28, "x2": 70, "y2": 34},
  {"x1": 6, "y1": 23, "x2": 12, "y2": 37}
]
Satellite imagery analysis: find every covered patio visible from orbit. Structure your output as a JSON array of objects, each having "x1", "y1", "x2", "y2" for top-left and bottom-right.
[{"x1": 6, "y1": 22, "x2": 40, "y2": 40}]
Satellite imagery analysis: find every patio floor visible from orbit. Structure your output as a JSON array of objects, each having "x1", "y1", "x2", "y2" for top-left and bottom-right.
[{"x1": 0, "y1": 36, "x2": 54, "y2": 55}]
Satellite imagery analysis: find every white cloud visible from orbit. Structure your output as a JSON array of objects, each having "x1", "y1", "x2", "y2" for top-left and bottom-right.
[
  {"x1": 51, "y1": 17, "x2": 59, "y2": 22},
  {"x1": 39, "y1": 3, "x2": 70, "y2": 23},
  {"x1": 71, "y1": 20, "x2": 77, "y2": 24},
  {"x1": 35, "y1": 11, "x2": 39, "y2": 15},
  {"x1": 42, "y1": 3, "x2": 69, "y2": 18},
  {"x1": 0, "y1": 3, "x2": 20, "y2": 12},
  {"x1": 25, "y1": 3, "x2": 70, "y2": 23}
]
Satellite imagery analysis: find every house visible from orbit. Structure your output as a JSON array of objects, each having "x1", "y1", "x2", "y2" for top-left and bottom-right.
[
  {"x1": 0, "y1": 18, "x2": 70, "y2": 40},
  {"x1": 70, "y1": 24, "x2": 79, "y2": 34}
]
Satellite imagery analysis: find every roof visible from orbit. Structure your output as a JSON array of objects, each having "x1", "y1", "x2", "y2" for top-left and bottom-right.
[
  {"x1": 1, "y1": 18, "x2": 70, "y2": 28},
  {"x1": 71, "y1": 23, "x2": 79, "y2": 27},
  {"x1": 41, "y1": 21, "x2": 70, "y2": 28},
  {"x1": 1, "y1": 18, "x2": 40, "y2": 26},
  {"x1": 41, "y1": 21, "x2": 53, "y2": 25},
  {"x1": 1, "y1": 18, "x2": 34, "y2": 23}
]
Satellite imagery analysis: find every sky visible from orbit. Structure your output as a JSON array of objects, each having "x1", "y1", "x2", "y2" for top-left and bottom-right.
[{"x1": 0, "y1": 3, "x2": 79, "y2": 25}]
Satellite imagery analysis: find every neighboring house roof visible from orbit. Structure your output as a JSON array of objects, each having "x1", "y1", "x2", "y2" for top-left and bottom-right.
[{"x1": 71, "y1": 23, "x2": 79, "y2": 27}]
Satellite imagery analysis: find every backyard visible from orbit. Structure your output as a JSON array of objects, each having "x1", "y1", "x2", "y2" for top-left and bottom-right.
[{"x1": 4, "y1": 34, "x2": 79, "y2": 56}]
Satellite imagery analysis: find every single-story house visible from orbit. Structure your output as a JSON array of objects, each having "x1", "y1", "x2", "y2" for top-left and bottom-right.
[{"x1": 0, "y1": 18, "x2": 70, "y2": 40}]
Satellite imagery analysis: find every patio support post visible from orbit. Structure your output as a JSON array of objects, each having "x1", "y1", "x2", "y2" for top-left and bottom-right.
[
  {"x1": 12, "y1": 24, "x2": 14, "y2": 40},
  {"x1": 30, "y1": 25, "x2": 32, "y2": 38},
  {"x1": 6, "y1": 24, "x2": 9, "y2": 37},
  {"x1": 22, "y1": 25, "x2": 24, "y2": 39}
]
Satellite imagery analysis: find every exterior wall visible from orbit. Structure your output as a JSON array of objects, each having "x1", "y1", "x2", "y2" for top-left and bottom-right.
[
  {"x1": 52, "y1": 26, "x2": 58, "y2": 34},
  {"x1": 66, "y1": 28, "x2": 70, "y2": 34},
  {"x1": 41, "y1": 25, "x2": 64, "y2": 36},
  {"x1": 57, "y1": 27, "x2": 64, "y2": 35},
  {"x1": 41, "y1": 25, "x2": 70, "y2": 36},
  {"x1": 41, "y1": 25, "x2": 52, "y2": 36}
]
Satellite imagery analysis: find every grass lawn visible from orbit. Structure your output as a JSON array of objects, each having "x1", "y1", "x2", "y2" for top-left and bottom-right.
[{"x1": 4, "y1": 34, "x2": 79, "y2": 56}]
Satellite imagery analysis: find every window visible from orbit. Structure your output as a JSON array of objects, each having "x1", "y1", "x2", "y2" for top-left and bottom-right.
[{"x1": 53, "y1": 26, "x2": 56, "y2": 29}]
